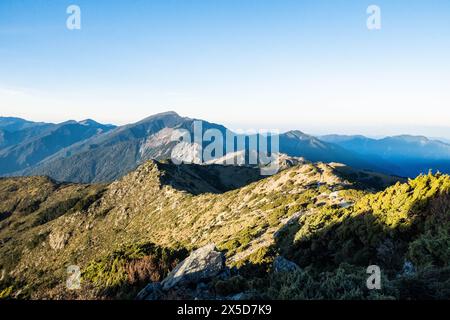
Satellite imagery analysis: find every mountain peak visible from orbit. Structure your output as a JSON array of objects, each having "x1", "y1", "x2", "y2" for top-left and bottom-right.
[
  {"x1": 0, "y1": 116, "x2": 51, "y2": 132},
  {"x1": 138, "y1": 111, "x2": 180, "y2": 121},
  {"x1": 79, "y1": 119, "x2": 100, "y2": 126},
  {"x1": 284, "y1": 130, "x2": 308, "y2": 139}
]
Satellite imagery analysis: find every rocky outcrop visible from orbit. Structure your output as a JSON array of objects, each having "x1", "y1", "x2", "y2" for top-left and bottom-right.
[
  {"x1": 162, "y1": 244, "x2": 225, "y2": 290},
  {"x1": 137, "y1": 244, "x2": 227, "y2": 300},
  {"x1": 136, "y1": 282, "x2": 163, "y2": 300},
  {"x1": 273, "y1": 256, "x2": 300, "y2": 273},
  {"x1": 49, "y1": 231, "x2": 70, "y2": 251},
  {"x1": 137, "y1": 247, "x2": 304, "y2": 300}
]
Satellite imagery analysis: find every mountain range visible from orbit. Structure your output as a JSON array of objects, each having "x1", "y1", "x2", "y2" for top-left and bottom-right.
[
  {"x1": 1, "y1": 112, "x2": 449, "y2": 300},
  {"x1": 0, "y1": 118, "x2": 115, "y2": 176},
  {"x1": 1, "y1": 112, "x2": 449, "y2": 182},
  {"x1": 320, "y1": 134, "x2": 450, "y2": 177}
]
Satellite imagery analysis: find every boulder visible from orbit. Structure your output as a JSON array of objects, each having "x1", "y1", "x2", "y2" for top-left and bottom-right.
[
  {"x1": 136, "y1": 282, "x2": 163, "y2": 300},
  {"x1": 273, "y1": 256, "x2": 300, "y2": 273},
  {"x1": 161, "y1": 243, "x2": 225, "y2": 290},
  {"x1": 49, "y1": 231, "x2": 70, "y2": 251}
]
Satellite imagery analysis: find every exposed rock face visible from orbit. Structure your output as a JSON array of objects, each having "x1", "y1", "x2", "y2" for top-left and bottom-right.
[
  {"x1": 48, "y1": 231, "x2": 70, "y2": 251},
  {"x1": 136, "y1": 282, "x2": 163, "y2": 301},
  {"x1": 273, "y1": 256, "x2": 300, "y2": 273},
  {"x1": 161, "y1": 244, "x2": 225, "y2": 290},
  {"x1": 136, "y1": 244, "x2": 227, "y2": 300}
]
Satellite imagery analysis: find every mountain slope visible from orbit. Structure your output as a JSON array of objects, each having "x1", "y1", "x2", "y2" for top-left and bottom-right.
[
  {"x1": 0, "y1": 117, "x2": 55, "y2": 149},
  {"x1": 0, "y1": 126, "x2": 56, "y2": 149},
  {"x1": 0, "y1": 117, "x2": 51, "y2": 132},
  {"x1": 0, "y1": 159, "x2": 406, "y2": 299},
  {"x1": 0, "y1": 120, "x2": 115, "y2": 175},
  {"x1": 279, "y1": 131, "x2": 392, "y2": 174}
]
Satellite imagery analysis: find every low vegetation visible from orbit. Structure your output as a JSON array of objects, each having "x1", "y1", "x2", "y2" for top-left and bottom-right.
[
  {"x1": 0, "y1": 160, "x2": 448, "y2": 300},
  {"x1": 82, "y1": 242, "x2": 188, "y2": 299}
]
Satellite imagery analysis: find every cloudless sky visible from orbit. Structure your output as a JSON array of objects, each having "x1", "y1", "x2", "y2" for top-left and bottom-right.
[{"x1": 1, "y1": 0, "x2": 450, "y2": 138}]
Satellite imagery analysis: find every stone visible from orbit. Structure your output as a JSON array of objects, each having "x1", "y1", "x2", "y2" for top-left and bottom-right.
[
  {"x1": 161, "y1": 243, "x2": 225, "y2": 290},
  {"x1": 136, "y1": 282, "x2": 163, "y2": 300},
  {"x1": 273, "y1": 256, "x2": 300, "y2": 273},
  {"x1": 49, "y1": 231, "x2": 70, "y2": 251}
]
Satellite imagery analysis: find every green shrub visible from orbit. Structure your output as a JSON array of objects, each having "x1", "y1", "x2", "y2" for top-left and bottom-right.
[
  {"x1": 219, "y1": 226, "x2": 267, "y2": 256},
  {"x1": 393, "y1": 266, "x2": 450, "y2": 300},
  {"x1": 268, "y1": 207, "x2": 288, "y2": 226},
  {"x1": 215, "y1": 276, "x2": 248, "y2": 296},
  {"x1": 267, "y1": 264, "x2": 397, "y2": 300},
  {"x1": 0, "y1": 286, "x2": 13, "y2": 299},
  {"x1": 407, "y1": 226, "x2": 450, "y2": 269},
  {"x1": 290, "y1": 174, "x2": 450, "y2": 272},
  {"x1": 33, "y1": 198, "x2": 81, "y2": 226},
  {"x1": 82, "y1": 242, "x2": 188, "y2": 299}
]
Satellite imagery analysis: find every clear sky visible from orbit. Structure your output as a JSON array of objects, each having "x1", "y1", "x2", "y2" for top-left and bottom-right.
[{"x1": 1, "y1": 0, "x2": 450, "y2": 138}]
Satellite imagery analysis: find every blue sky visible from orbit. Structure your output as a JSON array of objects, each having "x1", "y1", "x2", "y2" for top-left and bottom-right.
[{"x1": 1, "y1": 0, "x2": 450, "y2": 138}]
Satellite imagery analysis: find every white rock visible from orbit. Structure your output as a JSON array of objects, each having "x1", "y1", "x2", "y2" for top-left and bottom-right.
[{"x1": 161, "y1": 244, "x2": 225, "y2": 290}]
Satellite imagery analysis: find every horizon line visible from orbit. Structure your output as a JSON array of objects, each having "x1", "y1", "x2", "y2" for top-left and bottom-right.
[{"x1": 1, "y1": 112, "x2": 450, "y2": 143}]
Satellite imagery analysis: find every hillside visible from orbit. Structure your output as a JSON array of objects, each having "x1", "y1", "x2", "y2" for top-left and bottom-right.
[
  {"x1": 0, "y1": 117, "x2": 51, "y2": 132},
  {"x1": 4, "y1": 159, "x2": 449, "y2": 300},
  {"x1": 0, "y1": 120, "x2": 115, "y2": 175}
]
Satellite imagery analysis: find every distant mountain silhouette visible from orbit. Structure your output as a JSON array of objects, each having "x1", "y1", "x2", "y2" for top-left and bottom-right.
[
  {"x1": 1, "y1": 112, "x2": 450, "y2": 182},
  {"x1": 278, "y1": 131, "x2": 389, "y2": 173},
  {"x1": 0, "y1": 118, "x2": 115, "y2": 175},
  {"x1": 320, "y1": 134, "x2": 450, "y2": 177},
  {"x1": 14, "y1": 112, "x2": 229, "y2": 182},
  {"x1": 0, "y1": 116, "x2": 51, "y2": 132},
  {"x1": 8, "y1": 112, "x2": 387, "y2": 183}
]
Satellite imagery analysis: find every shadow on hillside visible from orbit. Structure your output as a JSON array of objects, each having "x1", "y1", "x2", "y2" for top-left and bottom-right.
[
  {"x1": 156, "y1": 161, "x2": 263, "y2": 195},
  {"x1": 330, "y1": 164, "x2": 405, "y2": 191},
  {"x1": 273, "y1": 186, "x2": 450, "y2": 275}
]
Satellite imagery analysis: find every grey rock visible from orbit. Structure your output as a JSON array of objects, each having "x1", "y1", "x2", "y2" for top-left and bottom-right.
[
  {"x1": 161, "y1": 243, "x2": 225, "y2": 290},
  {"x1": 49, "y1": 231, "x2": 70, "y2": 251},
  {"x1": 273, "y1": 256, "x2": 300, "y2": 273},
  {"x1": 136, "y1": 282, "x2": 163, "y2": 300}
]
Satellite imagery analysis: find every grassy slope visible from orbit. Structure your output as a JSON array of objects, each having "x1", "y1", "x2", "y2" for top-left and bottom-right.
[{"x1": 2, "y1": 160, "x2": 446, "y2": 300}]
